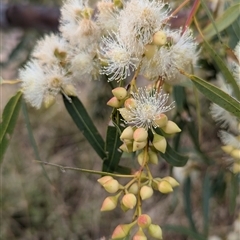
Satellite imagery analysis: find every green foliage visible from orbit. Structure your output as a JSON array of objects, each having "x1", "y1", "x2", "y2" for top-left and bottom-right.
[{"x1": 0, "y1": 91, "x2": 22, "y2": 163}]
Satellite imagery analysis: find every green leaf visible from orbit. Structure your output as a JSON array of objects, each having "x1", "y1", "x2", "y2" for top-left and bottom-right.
[
  {"x1": 0, "y1": 91, "x2": 22, "y2": 163},
  {"x1": 229, "y1": 172, "x2": 239, "y2": 213},
  {"x1": 103, "y1": 124, "x2": 123, "y2": 172},
  {"x1": 202, "y1": 172, "x2": 211, "y2": 237},
  {"x1": 183, "y1": 177, "x2": 198, "y2": 233},
  {"x1": 202, "y1": 3, "x2": 240, "y2": 41},
  {"x1": 201, "y1": 38, "x2": 240, "y2": 100},
  {"x1": 188, "y1": 75, "x2": 240, "y2": 118},
  {"x1": 63, "y1": 95, "x2": 107, "y2": 160},
  {"x1": 163, "y1": 225, "x2": 206, "y2": 240},
  {"x1": 173, "y1": 86, "x2": 186, "y2": 113}
]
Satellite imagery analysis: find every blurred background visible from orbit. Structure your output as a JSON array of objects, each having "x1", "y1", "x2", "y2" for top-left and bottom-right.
[{"x1": 1, "y1": 0, "x2": 239, "y2": 239}]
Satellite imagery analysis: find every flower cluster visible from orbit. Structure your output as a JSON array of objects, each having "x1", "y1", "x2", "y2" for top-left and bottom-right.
[
  {"x1": 19, "y1": 0, "x2": 199, "y2": 109},
  {"x1": 210, "y1": 42, "x2": 240, "y2": 174},
  {"x1": 98, "y1": 172, "x2": 179, "y2": 239}
]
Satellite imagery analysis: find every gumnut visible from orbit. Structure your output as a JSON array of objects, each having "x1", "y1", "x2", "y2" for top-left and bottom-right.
[
  {"x1": 100, "y1": 194, "x2": 119, "y2": 211},
  {"x1": 62, "y1": 84, "x2": 77, "y2": 96},
  {"x1": 133, "y1": 128, "x2": 148, "y2": 142},
  {"x1": 152, "y1": 134, "x2": 167, "y2": 153},
  {"x1": 137, "y1": 151, "x2": 149, "y2": 166},
  {"x1": 124, "y1": 98, "x2": 137, "y2": 109},
  {"x1": 158, "y1": 180, "x2": 173, "y2": 194},
  {"x1": 118, "y1": 108, "x2": 132, "y2": 121},
  {"x1": 154, "y1": 113, "x2": 168, "y2": 128},
  {"x1": 162, "y1": 176, "x2": 180, "y2": 188},
  {"x1": 148, "y1": 149, "x2": 158, "y2": 164},
  {"x1": 148, "y1": 224, "x2": 163, "y2": 239},
  {"x1": 137, "y1": 214, "x2": 152, "y2": 228},
  {"x1": 133, "y1": 140, "x2": 147, "y2": 152},
  {"x1": 128, "y1": 182, "x2": 139, "y2": 195},
  {"x1": 140, "y1": 186, "x2": 154, "y2": 200},
  {"x1": 133, "y1": 228, "x2": 147, "y2": 240},
  {"x1": 112, "y1": 222, "x2": 135, "y2": 239},
  {"x1": 161, "y1": 120, "x2": 181, "y2": 134},
  {"x1": 103, "y1": 179, "x2": 120, "y2": 193},
  {"x1": 97, "y1": 176, "x2": 113, "y2": 185},
  {"x1": 119, "y1": 142, "x2": 133, "y2": 152},
  {"x1": 144, "y1": 44, "x2": 157, "y2": 60},
  {"x1": 152, "y1": 30, "x2": 167, "y2": 46},
  {"x1": 120, "y1": 126, "x2": 134, "y2": 140},
  {"x1": 107, "y1": 96, "x2": 123, "y2": 108},
  {"x1": 122, "y1": 193, "x2": 137, "y2": 209},
  {"x1": 43, "y1": 95, "x2": 56, "y2": 108},
  {"x1": 221, "y1": 145, "x2": 233, "y2": 154},
  {"x1": 112, "y1": 87, "x2": 127, "y2": 100},
  {"x1": 230, "y1": 149, "x2": 240, "y2": 160}
]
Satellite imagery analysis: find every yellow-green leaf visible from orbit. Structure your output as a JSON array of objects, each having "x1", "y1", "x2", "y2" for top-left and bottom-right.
[
  {"x1": 0, "y1": 91, "x2": 22, "y2": 163},
  {"x1": 202, "y1": 3, "x2": 240, "y2": 41}
]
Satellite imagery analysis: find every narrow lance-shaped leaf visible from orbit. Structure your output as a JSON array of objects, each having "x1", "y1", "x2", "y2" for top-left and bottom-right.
[
  {"x1": 185, "y1": 74, "x2": 240, "y2": 118},
  {"x1": 0, "y1": 91, "x2": 22, "y2": 163},
  {"x1": 202, "y1": 3, "x2": 240, "y2": 41},
  {"x1": 63, "y1": 95, "x2": 107, "y2": 160}
]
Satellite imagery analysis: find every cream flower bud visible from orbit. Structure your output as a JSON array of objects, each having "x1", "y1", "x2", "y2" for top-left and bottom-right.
[
  {"x1": 107, "y1": 96, "x2": 122, "y2": 108},
  {"x1": 152, "y1": 134, "x2": 167, "y2": 153},
  {"x1": 129, "y1": 182, "x2": 139, "y2": 195},
  {"x1": 161, "y1": 121, "x2": 181, "y2": 134},
  {"x1": 162, "y1": 176, "x2": 180, "y2": 188},
  {"x1": 119, "y1": 142, "x2": 133, "y2": 152},
  {"x1": 120, "y1": 126, "x2": 134, "y2": 140},
  {"x1": 137, "y1": 214, "x2": 152, "y2": 228},
  {"x1": 148, "y1": 149, "x2": 158, "y2": 164},
  {"x1": 133, "y1": 128, "x2": 148, "y2": 142},
  {"x1": 158, "y1": 180, "x2": 173, "y2": 194},
  {"x1": 122, "y1": 193, "x2": 137, "y2": 209},
  {"x1": 112, "y1": 87, "x2": 127, "y2": 100},
  {"x1": 103, "y1": 179, "x2": 120, "y2": 193},
  {"x1": 97, "y1": 176, "x2": 113, "y2": 185},
  {"x1": 144, "y1": 44, "x2": 157, "y2": 60},
  {"x1": 133, "y1": 140, "x2": 147, "y2": 152},
  {"x1": 133, "y1": 228, "x2": 147, "y2": 240},
  {"x1": 154, "y1": 114, "x2": 168, "y2": 128},
  {"x1": 112, "y1": 223, "x2": 135, "y2": 239},
  {"x1": 100, "y1": 194, "x2": 119, "y2": 211},
  {"x1": 148, "y1": 224, "x2": 163, "y2": 239},
  {"x1": 221, "y1": 145, "x2": 234, "y2": 154},
  {"x1": 140, "y1": 186, "x2": 154, "y2": 200},
  {"x1": 62, "y1": 84, "x2": 77, "y2": 96},
  {"x1": 43, "y1": 95, "x2": 56, "y2": 108},
  {"x1": 124, "y1": 98, "x2": 137, "y2": 109},
  {"x1": 152, "y1": 30, "x2": 167, "y2": 46},
  {"x1": 137, "y1": 151, "x2": 149, "y2": 166},
  {"x1": 230, "y1": 149, "x2": 240, "y2": 160}
]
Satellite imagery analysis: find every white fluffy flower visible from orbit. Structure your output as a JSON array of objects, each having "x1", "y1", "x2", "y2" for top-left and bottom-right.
[
  {"x1": 120, "y1": 87, "x2": 175, "y2": 129},
  {"x1": 96, "y1": 0, "x2": 120, "y2": 33},
  {"x1": 141, "y1": 28, "x2": 199, "y2": 83},
  {"x1": 60, "y1": 0, "x2": 100, "y2": 48},
  {"x1": 20, "y1": 60, "x2": 72, "y2": 109},
  {"x1": 32, "y1": 34, "x2": 68, "y2": 65},
  {"x1": 118, "y1": 0, "x2": 170, "y2": 51},
  {"x1": 99, "y1": 33, "x2": 139, "y2": 81},
  {"x1": 219, "y1": 131, "x2": 240, "y2": 149}
]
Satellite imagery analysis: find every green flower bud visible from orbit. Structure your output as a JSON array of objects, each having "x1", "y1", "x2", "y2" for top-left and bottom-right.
[
  {"x1": 124, "y1": 98, "x2": 136, "y2": 109},
  {"x1": 154, "y1": 113, "x2": 168, "y2": 128},
  {"x1": 148, "y1": 149, "x2": 158, "y2": 164},
  {"x1": 133, "y1": 228, "x2": 147, "y2": 240},
  {"x1": 158, "y1": 180, "x2": 173, "y2": 194},
  {"x1": 107, "y1": 96, "x2": 123, "y2": 108},
  {"x1": 100, "y1": 194, "x2": 120, "y2": 211},
  {"x1": 152, "y1": 30, "x2": 167, "y2": 46},
  {"x1": 162, "y1": 176, "x2": 180, "y2": 188},
  {"x1": 152, "y1": 134, "x2": 167, "y2": 153},
  {"x1": 140, "y1": 186, "x2": 153, "y2": 200},
  {"x1": 112, "y1": 223, "x2": 135, "y2": 239},
  {"x1": 161, "y1": 120, "x2": 181, "y2": 134},
  {"x1": 144, "y1": 44, "x2": 157, "y2": 60},
  {"x1": 103, "y1": 179, "x2": 120, "y2": 193},
  {"x1": 112, "y1": 87, "x2": 127, "y2": 100},
  {"x1": 148, "y1": 224, "x2": 163, "y2": 239},
  {"x1": 133, "y1": 140, "x2": 147, "y2": 152},
  {"x1": 128, "y1": 182, "x2": 139, "y2": 195},
  {"x1": 133, "y1": 128, "x2": 148, "y2": 142},
  {"x1": 120, "y1": 126, "x2": 134, "y2": 140}
]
